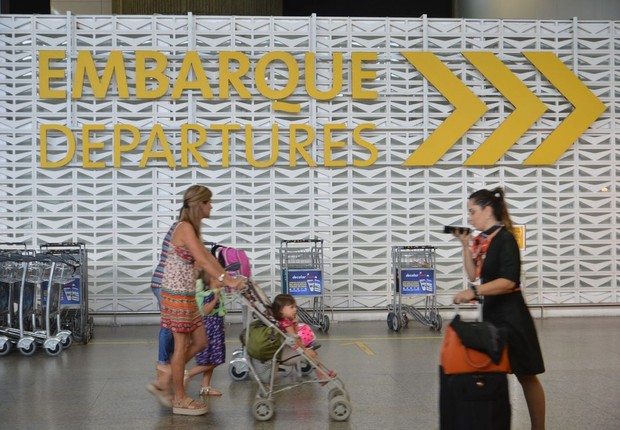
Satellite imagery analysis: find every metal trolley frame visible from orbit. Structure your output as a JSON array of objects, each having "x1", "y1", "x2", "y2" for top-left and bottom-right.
[
  {"x1": 0, "y1": 244, "x2": 78, "y2": 356},
  {"x1": 387, "y1": 245, "x2": 442, "y2": 332},
  {"x1": 39, "y1": 242, "x2": 93, "y2": 344},
  {"x1": 279, "y1": 239, "x2": 330, "y2": 333}
]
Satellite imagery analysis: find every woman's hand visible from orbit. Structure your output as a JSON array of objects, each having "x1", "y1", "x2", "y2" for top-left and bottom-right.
[
  {"x1": 453, "y1": 288, "x2": 477, "y2": 304},
  {"x1": 452, "y1": 230, "x2": 471, "y2": 246},
  {"x1": 226, "y1": 275, "x2": 246, "y2": 291},
  {"x1": 212, "y1": 277, "x2": 226, "y2": 290}
]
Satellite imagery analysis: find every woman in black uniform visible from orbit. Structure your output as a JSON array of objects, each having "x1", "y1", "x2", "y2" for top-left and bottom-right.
[{"x1": 452, "y1": 187, "x2": 546, "y2": 430}]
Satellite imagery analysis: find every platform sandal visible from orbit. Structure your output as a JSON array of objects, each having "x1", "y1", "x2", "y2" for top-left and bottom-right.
[{"x1": 172, "y1": 397, "x2": 208, "y2": 416}]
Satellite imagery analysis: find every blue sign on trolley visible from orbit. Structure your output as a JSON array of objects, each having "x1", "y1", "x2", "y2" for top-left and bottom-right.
[
  {"x1": 400, "y1": 269, "x2": 435, "y2": 294},
  {"x1": 41, "y1": 279, "x2": 81, "y2": 306},
  {"x1": 286, "y1": 269, "x2": 323, "y2": 296}
]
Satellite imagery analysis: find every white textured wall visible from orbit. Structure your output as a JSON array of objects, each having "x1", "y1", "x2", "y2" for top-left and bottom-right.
[{"x1": 0, "y1": 14, "x2": 617, "y2": 317}]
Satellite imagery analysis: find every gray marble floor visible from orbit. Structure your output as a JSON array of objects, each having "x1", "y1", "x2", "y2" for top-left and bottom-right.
[{"x1": 1, "y1": 316, "x2": 619, "y2": 429}]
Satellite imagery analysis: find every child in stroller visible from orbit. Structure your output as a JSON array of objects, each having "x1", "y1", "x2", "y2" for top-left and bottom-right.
[
  {"x1": 271, "y1": 293, "x2": 335, "y2": 384},
  {"x1": 233, "y1": 280, "x2": 351, "y2": 421}
]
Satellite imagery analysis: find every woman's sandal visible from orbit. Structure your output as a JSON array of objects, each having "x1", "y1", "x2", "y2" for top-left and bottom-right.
[
  {"x1": 199, "y1": 386, "x2": 223, "y2": 396},
  {"x1": 172, "y1": 397, "x2": 209, "y2": 416},
  {"x1": 146, "y1": 383, "x2": 172, "y2": 408}
]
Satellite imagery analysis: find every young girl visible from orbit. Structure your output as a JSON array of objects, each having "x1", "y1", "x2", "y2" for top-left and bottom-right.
[
  {"x1": 271, "y1": 294, "x2": 335, "y2": 383},
  {"x1": 184, "y1": 270, "x2": 227, "y2": 396}
]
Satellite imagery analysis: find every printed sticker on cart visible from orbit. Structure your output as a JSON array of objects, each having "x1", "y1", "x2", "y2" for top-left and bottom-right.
[
  {"x1": 287, "y1": 270, "x2": 323, "y2": 296},
  {"x1": 400, "y1": 269, "x2": 435, "y2": 295}
]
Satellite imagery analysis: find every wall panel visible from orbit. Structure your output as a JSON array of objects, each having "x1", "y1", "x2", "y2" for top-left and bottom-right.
[{"x1": 0, "y1": 14, "x2": 617, "y2": 314}]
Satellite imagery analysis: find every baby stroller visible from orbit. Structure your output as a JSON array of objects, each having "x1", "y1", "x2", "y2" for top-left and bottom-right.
[{"x1": 231, "y1": 279, "x2": 351, "y2": 422}]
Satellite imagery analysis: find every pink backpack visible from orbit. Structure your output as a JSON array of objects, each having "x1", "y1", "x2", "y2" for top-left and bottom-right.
[{"x1": 212, "y1": 245, "x2": 251, "y2": 278}]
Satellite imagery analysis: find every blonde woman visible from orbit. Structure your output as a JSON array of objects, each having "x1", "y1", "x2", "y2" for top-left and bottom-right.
[{"x1": 151, "y1": 185, "x2": 245, "y2": 415}]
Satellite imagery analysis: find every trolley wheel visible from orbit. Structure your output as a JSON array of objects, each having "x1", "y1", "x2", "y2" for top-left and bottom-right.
[
  {"x1": 329, "y1": 395, "x2": 352, "y2": 421},
  {"x1": 252, "y1": 398, "x2": 275, "y2": 421},
  {"x1": 321, "y1": 314, "x2": 330, "y2": 333},
  {"x1": 60, "y1": 335, "x2": 73, "y2": 349},
  {"x1": 387, "y1": 312, "x2": 401, "y2": 332},
  {"x1": 387, "y1": 312, "x2": 394, "y2": 330},
  {"x1": 433, "y1": 314, "x2": 443, "y2": 332},
  {"x1": 18, "y1": 341, "x2": 36, "y2": 356},
  {"x1": 0, "y1": 339, "x2": 12, "y2": 356},
  {"x1": 229, "y1": 361, "x2": 249, "y2": 381},
  {"x1": 401, "y1": 312, "x2": 409, "y2": 327},
  {"x1": 45, "y1": 341, "x2": 63, "y2": 357}
]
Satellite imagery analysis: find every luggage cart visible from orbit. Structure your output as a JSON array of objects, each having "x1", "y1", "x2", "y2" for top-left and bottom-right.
[
  {"x1": 0, "y1": 243, "x2": 31, "y2": 356},
  {"x1": 39, "y1": 243, "x2": 93, "y2": 344},
  {"x1": 20, "y1": 252, "x2": 75, "y2": 356},
  {"x1": 387, "y1": 245, "x2": 442, "y2": 332},
  {"x1": 0, "y1": 251, "x2": 74, "y2": 356},
  {"x1": 279, "y1": 239, "x2": 330, "y2": 333}
]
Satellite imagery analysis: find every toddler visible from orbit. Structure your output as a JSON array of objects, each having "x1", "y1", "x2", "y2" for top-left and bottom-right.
[
  {"x1": 271, "y1": 294, "x2": 335, "y2": 383},
  {"x1": 184, "y1": 270, "x2": 227, "y2": 396}
]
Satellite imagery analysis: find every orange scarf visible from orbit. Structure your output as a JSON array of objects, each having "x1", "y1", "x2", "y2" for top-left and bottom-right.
[{"x1": 472, "y1": 225, "x2": 502, "y2": 279}]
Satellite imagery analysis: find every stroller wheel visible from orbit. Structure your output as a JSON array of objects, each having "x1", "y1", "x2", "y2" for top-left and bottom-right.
[
  {"x1": 328, "y1": 387, "x2": 349, "y2": 401},
  {"x1": 228, "y1": 360, "x2": 249, "y2": 381},
  {"x1": 300, "y1": 361, "x2": 314, "y2": 376},
  {"x1": 329, "y1": 395, "x2": 352, "y2": 421},
  {"x1": 252, "y1": 398, "x2": 274, "y2": 421}
]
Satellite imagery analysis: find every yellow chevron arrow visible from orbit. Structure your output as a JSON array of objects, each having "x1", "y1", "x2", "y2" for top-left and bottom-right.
[
  {"x1": 522, "y1": 52, "x2": 607, "y2": 165},
  {"x1": 401, "y1": 52, "x2": 488, "y2": 166},
  {"x1": 462, "y1": 52, "x2": 547, "y2": 165}
]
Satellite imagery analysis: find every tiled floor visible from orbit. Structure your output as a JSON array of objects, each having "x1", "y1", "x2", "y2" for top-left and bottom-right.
[{"x1": 1, "y1": 316, "x2": 619, "y2": 429}]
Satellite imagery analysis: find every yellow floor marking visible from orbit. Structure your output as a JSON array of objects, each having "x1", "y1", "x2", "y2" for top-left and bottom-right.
[{"x1": 341, "y1": 341, "x2": 375, "y2": 356}]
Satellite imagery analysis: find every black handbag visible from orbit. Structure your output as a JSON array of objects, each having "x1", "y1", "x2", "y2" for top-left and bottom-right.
[{"x1": 449, "y1": 314, "x2": 506, "y2": 365}]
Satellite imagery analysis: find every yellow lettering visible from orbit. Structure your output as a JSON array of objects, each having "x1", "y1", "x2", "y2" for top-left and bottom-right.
[
  {"x1": 255, "y1": 51, "x2": 299, "y2": 100},
  {"x1": 38, "y1": 50, "x2": 66, "y2": 99},
  {"x1": 171, "y1": 51, "x2": 213, "y2": 99},
  {"x1": 324, "y1": 123, "x2": 347, "y2": 167},
  {"x1": 140, "y1": 124, "x2": 175, "y2": 168},
  {"x1": 245, "y1": 125, "x2": 278, "y2": 168},
  {"x1": 113, "y1": 124, "x2": 141, "y2": 168},
  {"x1": 181, "y1": 124, "x2": 208, "y2": 168},
  {"x1": 82, "y1": 124, "x2": 106, "y2": 168},
  {"x1": 40, "y1": 124, "x2": 75, "y2": 168},
  {"x1": 353, "y1": 123, "x2": 378, "y2": 167},
  {"x1": 135, "y1": 51, "x2": 170, "y2": 99},
  {"x1": 211, "y1": 124, "x2": 241, "y2": 167},
  {"x1": 305, "y1": 52, "x2": 342, "y2": 100},
  {"x1": 219, "y1": 51, "x2": 251, "y2": 99},
  {"x1": 351, "y1": 52, "x2": 378, "y2": 100},
  {"x1": 73, "y1": 51, "x2": 128, "y2": 99},
  {"x1": 290, "y1": 124, "x2": 316, "y2": 167}
]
